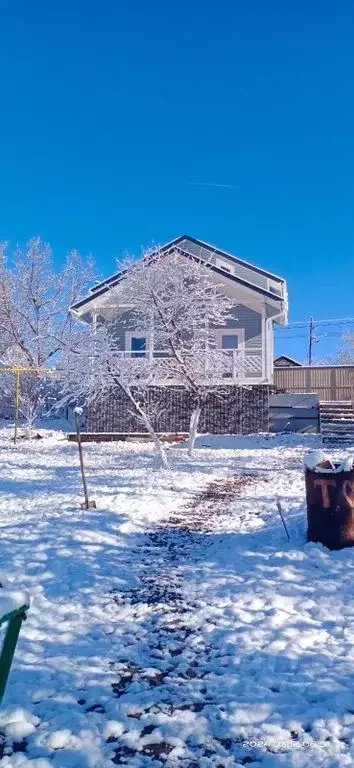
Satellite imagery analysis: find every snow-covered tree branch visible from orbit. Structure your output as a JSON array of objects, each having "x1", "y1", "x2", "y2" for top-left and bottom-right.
[
  {"x1": 57, "y1": 324, "x2": 170, "y2": 468},
  {"x1": 337, "y1": 332, "x2": 354, "y2": 364},
  {"x1": 0, "y1": 238, "x2": 95, "y2": 367},
  {"x1": 120, "y1": 248, "x2": 236, "y2": 455},
  {"x1": 0, "y1": 237, "x2": 96, "y2": 428}
]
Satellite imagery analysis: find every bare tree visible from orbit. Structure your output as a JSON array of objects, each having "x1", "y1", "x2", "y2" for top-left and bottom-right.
[
  {"x1": 0, "y1": 238, "x2": 95, "y2": 366},
  {"x1": 0, "y1": 237, "x2": 95, "y2": 428},
  {"x1": 57, "y1": 324, "x2": 170, "y2": 469},
  {"x1": 337, "y1": 332, "x2": 354, "y2": 364},
  {"x1": 121, "y1": 248, "x2": 235, "y2": 456}
]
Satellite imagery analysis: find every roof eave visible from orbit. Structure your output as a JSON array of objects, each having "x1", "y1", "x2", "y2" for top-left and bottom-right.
[
  {"x1": 70, "y1": 253, "x2": 284, "y2": 317},
  {"x1": 89, "y1": 234, "x2": 286, "y2": 294}
]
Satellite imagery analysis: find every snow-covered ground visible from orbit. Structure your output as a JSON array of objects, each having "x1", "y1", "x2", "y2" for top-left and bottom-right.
[{"x1": 0, "y1": 428, "x2": 354, "y2": 767}]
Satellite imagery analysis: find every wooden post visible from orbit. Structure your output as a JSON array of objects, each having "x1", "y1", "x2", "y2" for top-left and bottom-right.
[
  {"x1": 13, "y1": 371, "x2": 20, "y2": 444},
  {"x1": 308, "y1": 316, "x2": 315, "y2": 366},
  {"x1": 74, "y1": 409, "x2": 90, "y2": 510}
]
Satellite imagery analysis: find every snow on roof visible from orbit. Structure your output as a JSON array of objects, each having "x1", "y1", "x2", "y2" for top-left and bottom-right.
[{"x1": 274, "y1": 355, "x2": 302, "y2": 367}]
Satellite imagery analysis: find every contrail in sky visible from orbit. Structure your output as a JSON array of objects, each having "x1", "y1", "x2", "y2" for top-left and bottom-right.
[{"x1": 186, "y1": 181, "x2": 240, "y2": 189}]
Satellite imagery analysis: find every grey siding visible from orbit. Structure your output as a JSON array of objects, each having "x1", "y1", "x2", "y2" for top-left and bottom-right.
[
  {"x1": 106, "y1": 304, "x2": 262, "y2": 355},
  {"x1": 107, "y1": 311, "x2": 171, "y2": 355},
  {"x1": 108, "y1": 310, "x2": 143, "y2": 350},
  {"x1": 222, "y1": 305, "x2": 262, "y2": 349},
  {"x1": 100, "y1": 303, "x2": 264, "y2": 380},
  {"x1": 213, "y1": 304, "x2": 263, "y2": 380}
]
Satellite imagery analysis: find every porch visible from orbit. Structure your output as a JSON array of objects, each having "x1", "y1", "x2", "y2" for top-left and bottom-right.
[{"x1": 111, "y1": 347, "x2": 265, "y2": 385}]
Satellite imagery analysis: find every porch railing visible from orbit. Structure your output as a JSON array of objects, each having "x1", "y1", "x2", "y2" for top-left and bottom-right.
[{"x1": 110, "y1": 347, "x2": 264, "y2": 382}]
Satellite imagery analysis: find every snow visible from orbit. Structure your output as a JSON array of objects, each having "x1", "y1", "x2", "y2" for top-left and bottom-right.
[
  {"x1": 0, "y1": 592, "x2": 30, "y2": 623},
  {"x1": 304, "y1": 450, "x2": 354, "y2": 473},
  {"x1": 303, "y1": 450, "x2": 330, "y2": 470},
  {"x1": 0, "y1": 426, "x2": 354, "y2": 765}
]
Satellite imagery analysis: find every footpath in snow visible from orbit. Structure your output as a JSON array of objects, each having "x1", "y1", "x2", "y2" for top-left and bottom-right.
[{"x1": 0, "y1": 429, "x2": 353, "y2": 767}]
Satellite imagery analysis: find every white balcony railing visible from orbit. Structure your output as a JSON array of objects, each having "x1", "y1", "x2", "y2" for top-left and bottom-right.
[
  {"x1": 110, "y1": 347, "x2": 264, "y2": 382},
  {"x1": 222, "y1": 348, "x2": 263, "y2": 380}
]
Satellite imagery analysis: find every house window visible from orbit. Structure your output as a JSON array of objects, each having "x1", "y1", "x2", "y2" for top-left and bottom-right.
[
  {"x1": 131, "y1": 336, "x2": 147, "y2": 357},
  {"x1": 221, "y1": 334, "x2": 239, "y2": 350},
  {"x1": 216, "y1": 329, "x2": 244, "y2": 350},
  {"x1": 215, "y1": 257, "x2": 234, "y2": 275},
  {"x1": 126, "y1": 332, "x2": 152, "y2": 358},
  {"x1": 268, "y1": 280, "x2": 282, "y2": 296},
  {"x1": 217, "y1": 329, "x2": 244, "y2": 380}
]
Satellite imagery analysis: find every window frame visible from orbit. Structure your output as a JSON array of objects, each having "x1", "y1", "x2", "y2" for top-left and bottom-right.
[
  {"x1": 215, "y1": 257, "x2": 235, "y2": 275},
  {"x1": 125, "y1": 331, "x2": 153, "y2": 361},
  {"x1": 216, "y1": 328, "x2": 245, "y2": 351}
]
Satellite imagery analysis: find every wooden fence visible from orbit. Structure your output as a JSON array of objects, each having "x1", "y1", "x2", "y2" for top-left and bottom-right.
[{"x1": 273, "y1": 365, "x2": 354, "y2": 402}]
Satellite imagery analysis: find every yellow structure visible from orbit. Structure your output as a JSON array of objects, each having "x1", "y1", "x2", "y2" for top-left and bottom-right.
[{"x1": 0, "y1": 367, "x2": 46, "y2": 442}]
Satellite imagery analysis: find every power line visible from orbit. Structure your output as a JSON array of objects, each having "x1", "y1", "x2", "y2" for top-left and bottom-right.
[
  {"x1": 275, "y1": 330, "x2": 352, "y2": 340},
  {"x1": 276, "y1": 316, "x2": 354, "y2": 329},
  {"x1": 275, "y1": 315, "x2": 354, "y2": 364},
  {"x1": 275, "y1": 323, "x2": 354, "y2": 334}
]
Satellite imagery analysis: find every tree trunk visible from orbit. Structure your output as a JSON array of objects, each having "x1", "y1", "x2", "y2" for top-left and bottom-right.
[
  {"x1": 137, "y1": 407, "x2": 169, "y2": 469},
  {"x1": 187, "y1": 404, "x2": 202, "y2": 458},
  {"x1": 111, "y1": 378, "x2": 170, "y2": 470}
]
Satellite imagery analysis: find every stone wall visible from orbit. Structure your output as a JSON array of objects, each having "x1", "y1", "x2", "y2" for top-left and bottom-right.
[{"x1": 87, "y1": 385, "x2": 270, "y2": 435}]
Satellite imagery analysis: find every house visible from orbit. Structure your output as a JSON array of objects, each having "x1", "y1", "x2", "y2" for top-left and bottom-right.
[
  {"x1": 274, "y1": 355, "x2": 302, "y2": 368},
  {"x1": 71, "y1": 235, "x2": 288, "y2": 385},
  {"x1": 70, "y1": 235, "x2": 288, "y2": 434}
]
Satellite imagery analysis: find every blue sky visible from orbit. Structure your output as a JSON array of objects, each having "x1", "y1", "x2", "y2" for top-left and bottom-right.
[{"x1": 0, "y1": 1, "x2": 353, "y2": 360}]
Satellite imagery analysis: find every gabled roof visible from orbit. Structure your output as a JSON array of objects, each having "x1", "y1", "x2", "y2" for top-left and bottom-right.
[
  {"x1": 71, "y1": 240, "x2": 285, "y2": 313},
  {"x1": 89, "y1": 234, "x2": 285, "y2": 295},
  {"x1": 274, "y1": 355, "x2": 302, "y2": 367}
]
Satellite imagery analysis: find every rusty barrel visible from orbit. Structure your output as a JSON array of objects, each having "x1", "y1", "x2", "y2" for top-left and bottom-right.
[{"x1": 305, "y1": 462, "x2": 354, "y2": 550}]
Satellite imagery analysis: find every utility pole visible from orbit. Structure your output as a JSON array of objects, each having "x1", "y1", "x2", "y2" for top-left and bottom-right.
[{"x1": 308, "y1": 316, "x2": 315, "y2": 366}]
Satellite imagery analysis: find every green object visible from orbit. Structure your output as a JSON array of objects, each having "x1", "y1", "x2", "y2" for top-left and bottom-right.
[{"x1": 0, "y1": 601, "x2": 29, "y2": 704}]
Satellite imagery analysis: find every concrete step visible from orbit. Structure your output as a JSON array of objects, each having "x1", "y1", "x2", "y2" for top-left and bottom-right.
[
  {"x1": 321, "y1": 427, "x2": 354, "y2": 434},
  {"x1": 320, "y1": 403, "x2": 353, "y2": 409},
  {"x1": 322, "y1": 415, "x2": 354, "y2": 420},
  {"x1": 320, "y1": 408, "x2": 353, "y2": 415},
  {"x1": 320, "y1": 408, "x2": 354, "y2": 414},
  {"x1": 323, "y1": 439, "x2": 354, "y2": 446},
  {"x1": 321, "y1": 417, "x2": 354, "y2": 422},
  {"x1": 320, "y1": 400, "x2": 353, "y2": 408},
  {"x1": 322, "y1": 430, "x2": 354, "y2": 435},
  {"x1": 320, "y1": 405, "x2": 354, "y2": 409},
  {"x1": 321, "y1": 409, "x2": 354, "y2": 415},
  {"x1": 322, "y1": 421, "x2": 354, "y2": 426},
  {"x1": 321, "y1": 430, "x2": 354, "y2": 440},
  {"x1": 320, "y1": 399, "x2": 354, "y2": 444}
]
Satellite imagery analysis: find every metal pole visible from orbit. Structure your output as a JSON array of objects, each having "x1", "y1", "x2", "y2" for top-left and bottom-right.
[
  {"x1": 276, "y1": 497, "x2": 290, "y2": 541},
  {"x1": 74, "y1": 410, "x2": 90, "y2": 510},
  {"x1": 13, "y1": 371, "x2": 20, "y2": 444}
]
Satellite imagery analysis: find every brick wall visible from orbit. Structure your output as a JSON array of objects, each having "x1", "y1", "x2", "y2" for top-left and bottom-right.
[{"x1": 87, "y1": 385, "x2": 269, "y2": 435}]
